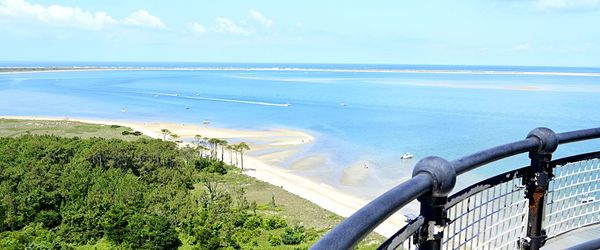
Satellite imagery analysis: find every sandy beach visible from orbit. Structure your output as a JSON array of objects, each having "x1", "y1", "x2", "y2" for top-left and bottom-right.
[{"x1": 0, "y1": 115, "x2": 406, "y2": 237}]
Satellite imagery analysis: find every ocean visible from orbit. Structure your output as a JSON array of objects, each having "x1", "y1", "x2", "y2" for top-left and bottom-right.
[{"x1": 1, "y1": 62, "x2": 599, "y2": 198}]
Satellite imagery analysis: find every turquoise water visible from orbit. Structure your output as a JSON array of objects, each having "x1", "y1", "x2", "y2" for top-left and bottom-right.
[{"x1": 1, "y1": 63, "x2": 599, "y2": 198}]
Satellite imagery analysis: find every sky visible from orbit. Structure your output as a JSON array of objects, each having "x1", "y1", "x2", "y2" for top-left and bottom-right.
[{"x1": 0, "y1": 0, "x2": 599, "y2": 67}]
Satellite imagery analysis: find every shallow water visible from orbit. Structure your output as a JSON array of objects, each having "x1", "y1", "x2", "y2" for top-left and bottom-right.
[{"x1": 1, "y1": 63, "x2": 599, "y2": 198}]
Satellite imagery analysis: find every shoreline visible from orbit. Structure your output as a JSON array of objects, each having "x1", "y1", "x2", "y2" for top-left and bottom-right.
[
  {"x1": 0, "y1": 115, "x2": 406, "y2": 237},
  {"x1": 1, "y1": 66, "x2": 600, "y2": 77}
]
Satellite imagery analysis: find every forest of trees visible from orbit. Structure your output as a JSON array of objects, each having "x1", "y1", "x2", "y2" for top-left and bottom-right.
[{"x1": 0, "y1": 135, "x2": 320, "y2": 249}]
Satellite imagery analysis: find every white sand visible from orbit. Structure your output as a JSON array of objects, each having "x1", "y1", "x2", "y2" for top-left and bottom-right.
[{"x1": 0, "y1": 115, "x2": 406, "y2": 237}]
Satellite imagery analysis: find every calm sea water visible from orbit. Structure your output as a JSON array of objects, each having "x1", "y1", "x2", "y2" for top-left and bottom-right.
[{"x1": 1, "y1": 63, "x2": 599, "y2": 198}]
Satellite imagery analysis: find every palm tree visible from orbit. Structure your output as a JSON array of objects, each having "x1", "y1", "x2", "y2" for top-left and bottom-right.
[
  {"x1": 226, "y1": 145, "x2": 234, "y2": 165},
  {"x1": 218, "y1": 139, "x2": 228, "y2": 162},
  {"x1": 193, "y1": 134, "x2": 202, "y2": 146},
  {"x1": 170, "y1": 133, "x2": 182, "y2": 143},
  {"x1": 208, "y1": 138, "x2": 220, "y2": 159},
  {"x1": 236, "y1": 142, "x2": 250, "y2": 171},
  {"x1": 232, "y1": 144, "x2": 239, "y2": 166},
  {"x1": 195, "y1": 145, "x2": 205, "y2": 158},
  {"x1": 201, "y1": 137, "x2": 209, "y2": 158},
  {"x1": 193, "y1": 135, "x2": 204, "y2": 157},
  {"x1": 160, "y1": 129, "x2": 172, "y2": 141}
]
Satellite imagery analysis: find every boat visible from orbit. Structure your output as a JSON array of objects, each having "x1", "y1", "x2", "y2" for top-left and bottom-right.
[
  {"x1": 120, "y1": 108, "x2": 127, "y2": 113},
  {"x1": 202, "y1": 120, "x2": 210, "y2": 125},
  {"x1": 401, "y1": 152, "x2": 413, "y2": 159}
]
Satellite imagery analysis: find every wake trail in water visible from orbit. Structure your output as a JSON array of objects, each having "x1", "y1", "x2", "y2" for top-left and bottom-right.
[
  {"x1": 132, "y1": 91, "x2": 291, "y2": 107},
  {"x1": 182, "y1": 96, "x2": 291, "y2": 107}
]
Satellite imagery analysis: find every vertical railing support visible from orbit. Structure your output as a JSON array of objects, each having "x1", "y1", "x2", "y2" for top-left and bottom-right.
[
  {"x1": 521, "y1": 127, "x2": 558, "y2": 250},
  {"x1": 412, "y1": 156, "x2": 456, "y2": 250}
]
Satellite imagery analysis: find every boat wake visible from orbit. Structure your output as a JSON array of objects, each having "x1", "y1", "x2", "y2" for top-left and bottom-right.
[
  {"x1": 138, "y1": 91, "x2": 291, "y2": 107},
  {"x1": 183, "y1": 96, "x2": 291, "y2": 107}
]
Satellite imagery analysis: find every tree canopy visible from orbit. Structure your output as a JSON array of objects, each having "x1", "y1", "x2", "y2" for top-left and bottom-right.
[{"x1": 0, "y1": 135, "x2": 321, "y2": 249}]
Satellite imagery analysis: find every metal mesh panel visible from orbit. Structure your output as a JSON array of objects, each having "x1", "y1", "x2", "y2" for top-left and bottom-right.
[
  {"x1": 379, "y1": 216, "x2": 423, "y2": 250},
  {"x1": 393, "y1": 235, "x2": 417, "y2": 250},
  {"x1": 545, "y1": 157, "x2": 600, "y2": 238},
  {"x1": 442, "y1": 177, "x2": 529, "y2": 250},
  {"x1": 377, "y1": 153, "x2": 600, "y2": 250}
]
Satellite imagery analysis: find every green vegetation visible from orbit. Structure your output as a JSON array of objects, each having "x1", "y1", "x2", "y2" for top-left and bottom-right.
[
  {"x1": 0, "y1": 119, "x2": 383, "y2": 249},
  {"x1": 0, "y1": 119, "x2": 147, "y2": 140}
]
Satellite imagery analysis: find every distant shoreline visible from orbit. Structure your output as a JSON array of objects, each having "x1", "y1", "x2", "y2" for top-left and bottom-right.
[{"x1": 1, "y1": 66, "x2": 599, "y2": 77}]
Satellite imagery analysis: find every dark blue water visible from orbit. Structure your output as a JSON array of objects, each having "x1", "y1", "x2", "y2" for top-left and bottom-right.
[{"x1": 1, "y1": 63, "x2": 599, "y2": 197}]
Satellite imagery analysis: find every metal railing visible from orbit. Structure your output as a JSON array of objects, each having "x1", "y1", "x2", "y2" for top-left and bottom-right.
[{"x1": 312, "y1": 127, "x2": 600, "y2": 250}]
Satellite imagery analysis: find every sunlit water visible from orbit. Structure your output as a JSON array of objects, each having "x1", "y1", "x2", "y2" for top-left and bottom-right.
[{"x1": 1, "y1": 63, "x2": 599, "y2": 199}]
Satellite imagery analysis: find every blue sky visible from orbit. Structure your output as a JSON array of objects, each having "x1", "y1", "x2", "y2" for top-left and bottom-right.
[{"x1": 1, "y1": 0, "x2": 599, "y2": 67}]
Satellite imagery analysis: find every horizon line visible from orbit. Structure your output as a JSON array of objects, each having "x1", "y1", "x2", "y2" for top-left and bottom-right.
[{"x1": 1, "y1": 60, "x2": 600, "y2": 69}]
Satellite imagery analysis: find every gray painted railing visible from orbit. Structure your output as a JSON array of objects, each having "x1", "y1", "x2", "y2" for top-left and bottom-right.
[{"x1": 312, "y1": 127, "x2": 600, "y2": 250}]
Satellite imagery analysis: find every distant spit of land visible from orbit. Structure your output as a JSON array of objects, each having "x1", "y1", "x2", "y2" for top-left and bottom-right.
[{"x1": 1, "y1": 66, "x2": 600, "y2": 77}]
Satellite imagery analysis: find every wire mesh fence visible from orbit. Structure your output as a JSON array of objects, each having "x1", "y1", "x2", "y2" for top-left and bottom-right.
[
  {"x1": 545, "y1": 157, "x2": 600, "y2": 238},
  {"x1": 442, "y1": 172, "x2": 528, "y2": 250},
  {"x1": 378, "y1": 154, "x2": 600, "y2": 250}
]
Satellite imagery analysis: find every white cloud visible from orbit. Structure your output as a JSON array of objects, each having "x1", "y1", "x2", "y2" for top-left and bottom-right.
[
  {"x1": 0, "y1": 0, "x2": 167, "y2": 30},
  {"x1": 248, "y1": 9, "x2": 273, "y2": 28},
  {"x1": 534, "y1": 0, "x2": 600, "y2": 11},
  {"x1": 190, "y1": 22, "x2": 206, "y2": 34},
  {"x1": 214, "y1": 17, "x2": 253, "y2": 35},
  {"x1": 0, "y1": 0, "x2": 117, "y2": 29},
  {"x1": 514, "y1": 43, "x2": 531, "y2": 50},
  {"x1": 124, "y1": 9, "x2": 165, "y2": 28}
]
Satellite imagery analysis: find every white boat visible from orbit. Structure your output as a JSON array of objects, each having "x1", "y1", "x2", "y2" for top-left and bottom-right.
[
  {"x1": 120, "y1": 108, "x2": 127, "y2": 113},
  {"x1": 202, "y1": 120, "x2": 210, "y2": 125},
  {"x1": 401, "y1": 152, "x2": 413, "y2": 159}
]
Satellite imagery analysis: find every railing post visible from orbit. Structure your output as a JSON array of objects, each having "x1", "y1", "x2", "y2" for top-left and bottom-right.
[
  {"x1": 412, "y1": 156, "x2": 456, "y2": 250},
  {"x1": 521, "y1": 127, "x2": 558, "y2": 250}
]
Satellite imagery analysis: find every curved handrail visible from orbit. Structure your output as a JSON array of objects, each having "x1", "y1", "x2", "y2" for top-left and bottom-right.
[
  {"x1": 452, "y1": 138, "x2": 538, "y2": 175},
  {"x1": 311, "y1": 174, "x2": 432, "y2": 250},
  {"x1": 557, "y1": 127, "x2": 600, "y2": 144},
  {"x1": 312, "y1": 127, "x2": 600, "y2": 249}
]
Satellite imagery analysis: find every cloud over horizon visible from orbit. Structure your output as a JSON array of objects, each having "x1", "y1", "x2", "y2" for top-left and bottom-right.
[
  {"x1": 124, "y1": 9, "x2": 165, "y2": 28},
  {"x1": 214, "y1": 17, "x2": 253, "y2": 35},
  {"x1": 190, "y1": 22, "x2": 206, "y2": 34},
  {"x1": 0, "y1": 0, "x2": 165, "y2": 29},
  {"x1": 249, "y1": 10, "x2": 273, "y2": 28},
  {"x1": 0, "y1": 0, "x2": 117, "y2": 29},
  {"x1": 534, "y1": 0, "x2": 600, "y2": 11}
]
